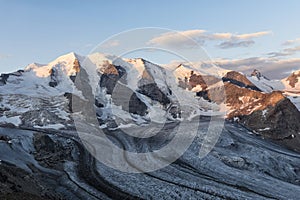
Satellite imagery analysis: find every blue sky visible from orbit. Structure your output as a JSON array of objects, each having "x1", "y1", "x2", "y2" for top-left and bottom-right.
[{"x1": 1, "y1": 0, "x2": 300, "y2": 78}]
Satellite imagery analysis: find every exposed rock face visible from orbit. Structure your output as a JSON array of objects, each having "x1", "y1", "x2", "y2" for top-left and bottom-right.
[
  {"x1": 0, "y1": 74, "x2": 9, "y2": 85},
  {"x1": 70, "y1": 58, "x2": 81, "y2": 82},
  {"x1": 239, "y1": 97, "x2": 300, "y2": 152},
  {"x1": 33, "y1": 132, "x2": 72, "y2": 169},
  {"x1": 177, "y1": 69, "x2": 220, "y2": 91},
  {"x1": 137, "y1": 59, "x2": 172, "y2": 105},
  {"x1": 138, "y1": 83, "x2": 170, "y2": 105},
  {"x1": 111, "y1": 83, "x2": 148, "y2": 116},
  {"x1": 176, "y1": 69, "x2": 300, "y2": 152},
  {"x1": 222, "y1": 71, "x2": 261, "y2": 91},
  {"x1": 49, "y1": 68, "x2": 58, "y2": 87},
  {"x1": 224, "y1": 83, "x2": 284, "y2": 118},
  {"x1": 251, "y1": 69, "x2": 262, "y2": 79},
  {"x1": 21, "y1": 109, "x2": 67, "y2": 127},
  {"x1": 250, "y1": 69, "x2": 270, "y2": 80},
  {"x1": 64, "y1": 92, "x2": 94, "y2": 114},
  {"x1": 201, "y1": 81, "x2": 300, "y2": 152},
  {"x1": 286, "y1": 70, "x2": 300, "y2": 88},
  {"x1": 0, "y1": 70, "x2": 24, "y2": 86},
  {"x1": 98, "y1": 62, "x2": 148, "y2": 115},
  {"x1": 99, "y1": 63, "x2": 127, "y2": 94}
]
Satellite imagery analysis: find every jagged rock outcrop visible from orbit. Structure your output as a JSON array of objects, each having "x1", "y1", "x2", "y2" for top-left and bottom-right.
[
  {"x1": 200, "y1": 80, "x2": 300, "y2": 152},
  {"x1": 99, "y1": 62, "x2": 127, "y2": 94},
  {"x1": 98, "y1": 61, "x2": 148, "y2": 115},
  {"x1": 239, "y1": 97, "x2": 300, "y2": 152},
  {"x1": 70, "y1": 58, "x2": 81, "y2": 82},
  {"x1": 222, "y1": 71, "x2": 261, "y2": 91},
  {"x1": 176, "y1": 65, "x2": 220, "y2": 91},
  {"x1": 0, "y1": 70, "x2": 24, "y2": 86},
  {"x1": 286, "y1": 70, "x2": 300, "y2": 88},
  {"x1": 137, "y1": 59, "x2": 172, "y2": 105},
  {"x1": 0, "y1": 74, "x2": 9, "y2": 86},
  {"x1": 49, "y1": 68, "x2": 58, "y2": 87},
  {"x1": 250, "y1": 69, "x2": 270, "y2": 80}
]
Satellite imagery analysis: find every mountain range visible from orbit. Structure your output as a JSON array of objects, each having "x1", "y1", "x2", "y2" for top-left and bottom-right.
[
  {"x1": 0, "y1": 52, "x2": 299, "y2": 152},
  {"x1": 1, "y1": 52, "x2": 300, "y2": 199}
]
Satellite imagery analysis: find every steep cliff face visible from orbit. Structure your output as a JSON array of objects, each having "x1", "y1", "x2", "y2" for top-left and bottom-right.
[{"x1": 239, "y1": 97, "x2": 300, "y2": 152}]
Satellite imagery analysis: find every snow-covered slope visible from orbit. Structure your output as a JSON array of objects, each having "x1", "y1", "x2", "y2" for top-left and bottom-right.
[
  {"x1": 247, "y1": 70, "x2": 300, "y2": 111},
  {"x1": 0, "y1": 53, "x2": 87, "y2": 129},
  {"x1": 0, "y1": 52, "x2": 225, "y2": 130},
  {"x1": 1, "y1": 52, "x2": 82, "y2": 97},
  {"x1": 248, "y1": 75, "x2": 284, "y2": 92}
]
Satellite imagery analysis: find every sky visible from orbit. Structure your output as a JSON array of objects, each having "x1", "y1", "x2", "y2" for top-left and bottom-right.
[{"x1": 1, "y1": 0, "x2": 300, "y2": 78}]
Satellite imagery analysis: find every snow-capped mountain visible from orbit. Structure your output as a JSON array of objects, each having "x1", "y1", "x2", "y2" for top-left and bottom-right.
[
  {"x1": 282, "y1": 70, "x2": 300, "y2": 91},
  {"x1": 246, "y1": 69, "x2": 300, "y2": 111},
  {"x1": 0, "y1": 52, "x2": 220, "y2": 129},
  {"x1": 0, "y1": 52, "x2": 300, "y2": 152},
  {"x1": 1, "y1": 52, "x2": 300, "y2": 199}
]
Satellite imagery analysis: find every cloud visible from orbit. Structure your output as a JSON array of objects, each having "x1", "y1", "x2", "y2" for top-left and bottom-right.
[
  {"x1": 266, "y1": 45, "x2": 300, "y2": 58},
  {"x1": 0, "y1": 54, "x2": 12, "y2": 59},
  {"x1": 282, "y1": 38, "x2": 300, "y2": 46},
  {"x1": 211, "y1": 57, "x2": 300, "y2": 79},
  {"x1": 266, "y1": 52, "x2": 290, "y2": 58},
  {"x1": 284, "y1": 45, "x2": 300, "y2": 54},
  {"x1": 233, "y1": 31, "x2": 271, "y2": 40},
  {"x1": 211, "y1": 31, "x2": 271, "y2": 40},
  {"x1": 147, "y1": 30, "x2": 207, "y2": 48},
  {"x1": 101, "y1": 40, "x2": 120, "y2": 48},
  {"x1": 148, "y1": 29, "x2": 271, "y2": 49},
  {"x1": 218, "y1": 40, "x2": 255, "y2": 49}
]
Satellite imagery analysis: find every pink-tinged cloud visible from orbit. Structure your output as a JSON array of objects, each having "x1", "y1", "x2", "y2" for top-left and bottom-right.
[
  {"x1": 282, "y1": 38, "x2": 300, "y2": 46},
  {"x1": 147, "y1": 30, "x2": 207, "y2": 48},
  {"x1": 101, "y1": 40, "x2": 120, "y2": 48},
  {"x1": 148, "y1": 29, "x2": 271, "y2": 49},
  {"x1": 212, "y1": 57, "x2": 300, "y2": 79}
]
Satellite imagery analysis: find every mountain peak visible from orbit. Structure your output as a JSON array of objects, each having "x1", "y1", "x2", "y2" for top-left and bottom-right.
[
  {"x1": 250, "y1": 69, "x2": 269, "y2": 80},
  {"x1": 284, "y1": 69, "x2": 300, "y2": 89}
]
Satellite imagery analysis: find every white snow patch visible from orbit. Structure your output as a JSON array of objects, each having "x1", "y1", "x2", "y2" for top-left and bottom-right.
[
  {"x1": 191, "y1": 85, "x2": 203, "y2": 92},
  {"x1": 248, "y1": 76, "x2": 284, "y2": 92},
  {"x1": 258, "y1": 127, "x2": 270, "y2": 131},
  {"x1": 34, "y1": 124, "x2": 65, "y2": 130},
  {"x1": 0, "y1": 116, "x2": 22, "y2": 126},
  {"x1": 262, "y1": 109, "x2": 268, "y2": 118}
]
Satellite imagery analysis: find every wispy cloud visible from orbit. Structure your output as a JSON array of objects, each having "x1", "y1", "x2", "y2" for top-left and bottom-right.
[
  {"x1": 147, "y1": 29, "x2": 271, "y2": 49},
  {"x1": 267, "y1": 52, "x2": 290, "y2": 58},
  {"x1": 267, "y1": 45, "x2": 300, "y2": 58},
  {"x1": 147, "y1": 30, "x2": 207, "y2": 48},
  {"x1": 282, "y1": 38, "x2": 300, "y2": 46},
  {"x1": 0, "y1": 54, "x2": 12, "y2": 59},
  {"x1": 211, "y1": 31, "x2": 271, "y2": 40},
  {"x1": 284, "y1": 45, "x2": 300, "y2": 54},
  {"x1": 218, "y1": 40, "x2": 255, "y2": 49},
  {"x1": 101, "y1": 40, "x2": 120, "y2": 48}
]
